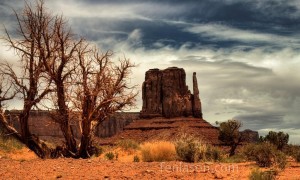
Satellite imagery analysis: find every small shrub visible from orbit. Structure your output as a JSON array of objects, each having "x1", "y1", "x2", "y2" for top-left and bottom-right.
[
  {"x1": 274, "y1": 151, "x2": 287, "y2": 169},
  {"x1": 243, "y1": 142, "x2": 287, "y2": 169},
  {"x1": 205, "y1": 145, "x2": 223, "y2": 162},
  {"x1": 249, "y1": 169, "x2": 276, "y2": 180},
  {"x1": 117, "y1": 139, "x2": 139, "y2": 151},
  {"x1": 175, "y1": 134, "x2": 207, "y2": 162},
  {"x1": 105, "y1": 152, "x2": 115, "y2": 160},
  {"x1": 133, "y1": 155, "x2": 140, "y2": 162},
  {"x1": 140, "y1": 141, "x2": 176, "y2": 162},
  {"x1": 283, "y1": 144, "x2": 300, "y2": 162}
]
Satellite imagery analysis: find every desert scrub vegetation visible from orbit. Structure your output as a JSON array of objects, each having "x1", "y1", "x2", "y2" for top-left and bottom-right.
[
  {"x1": 249, "y1": 168, "x2": 276, "y2": 180},
  {"x1": 175, "y1": 134, "x2": 206, "y2": 162},
  {"x1": 216, "y1": 119, "x2": 243, "y2": 156},
  {"x1": 260, "y1": 131, "x2": 289, "y2": 151},
  {"x1": 243, "y1": 142, "x2": 287, "y2": 169},
  {"x1": 116, "y1": 139, "x2": 139, "y2": 151},
  {"x1": 140, "y1": 141, "x2": 176, "y2": 162},
  {"x1": 283, "y1": 144, "x2": 300, "y2": 162},
  {"x1": 175, "y1": 134, "x2": 223, "y2": 162},
  {"x1": 203, "y1": 145, "x2": 223, "y2": 162},
  {"x1": 105, "y1": 152, "x2": 115, "y2": 160},
  {"x1": 133, "y1": 155, "x2": 140, "y2": 162},
  {"x1": 221, "y1": 154, "x2": 245, "y2": 163},
  {"x1": 0, "y1": 130, "x2": 24, "y2": 152}
]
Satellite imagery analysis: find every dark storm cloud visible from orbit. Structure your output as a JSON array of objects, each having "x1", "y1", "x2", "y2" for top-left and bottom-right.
[
  {"x1": 2, "y1": 0, "x2": 300, "y2": 50},
  {"x1": 235, "y1": 113, "x2": 285, "y2": 129},
  {"x1": 79, "y1": 0, "x2": 300, "y2": 31},
  {"x1": 235, "y1": 112, "x2": 300, "y2": 139}
]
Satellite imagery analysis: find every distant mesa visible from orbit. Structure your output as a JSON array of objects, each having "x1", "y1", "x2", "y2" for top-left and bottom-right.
[{"x1": 140, "y1": 67, "x2": 202, "y2": 118}]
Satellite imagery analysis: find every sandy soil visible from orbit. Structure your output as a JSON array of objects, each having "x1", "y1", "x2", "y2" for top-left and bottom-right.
[{"x1": 0, "y1": 148, "x2": 299, "y2": 179}]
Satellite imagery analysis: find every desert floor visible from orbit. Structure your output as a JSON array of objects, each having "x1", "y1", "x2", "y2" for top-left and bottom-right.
[{"x1": 0, "y1": 148, "x2": 300, "y2": 179}]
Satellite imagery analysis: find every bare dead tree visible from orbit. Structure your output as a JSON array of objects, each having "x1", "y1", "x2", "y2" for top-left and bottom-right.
[
  {"x1": 74, "y1": 44, "x2": 137, "y2": 158},
  {"x1": 0, "y1": 0, "x2": 53, "y2": 158},
  {"x1": 39, "y1": 11, "x2": 83, "y2": 155},
  {"x1": 1, "y1": 0, "x2": 137, "y2": 158},
  {"x1": 3, "y1": 0, "x2": 81, "y2": 155}
]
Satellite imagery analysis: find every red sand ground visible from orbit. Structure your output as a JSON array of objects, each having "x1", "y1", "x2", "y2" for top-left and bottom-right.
[{"x1": 0, "y1": 148, "x2": 299, "y2": 179}]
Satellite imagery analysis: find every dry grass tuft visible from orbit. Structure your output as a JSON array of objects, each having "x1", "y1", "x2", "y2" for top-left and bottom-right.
[{"x1": 140, "y1": 141, "x2": 177, "y2": 162}]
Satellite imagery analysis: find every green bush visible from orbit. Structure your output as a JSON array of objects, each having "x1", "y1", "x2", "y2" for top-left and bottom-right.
[
  {"x1": 263, "y1": 131, "x2": 289, "y2": 151},
  {"x1": 249, "y1": 169, "x2": 276, "y2": 180},
  {"x1": 217, "y1": 119, "x2": 243, "y2": 156},
  {"x1": 105, "y1": 152, "x2": 115, "y2": 160},
  {"x1": 243, "y1": 142, "x2": 287, "y2": 169},
  {"x1": 175, "y1": 134, "x2": 207, "y2": 162},
  {"x1": 116, "y1": 139, "x2": 139, "y2": 151}
]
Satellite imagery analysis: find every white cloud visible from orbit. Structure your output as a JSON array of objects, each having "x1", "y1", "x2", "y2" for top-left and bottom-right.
[
  {"x1": 185, "y1": 23, "x2": 300, "y2": 47},
  {"x1": 127, "y1": 29, "x2": 142, "y2": 44},
  {"x1": 47, "y1": 0, "x2": 152, "y2": 21},
  {"x1": 0, "y1": 39, "x2": 18, "y2": 64},
  {"x1": 220, "y1": 99, "x2": 244, "y2": 105}
]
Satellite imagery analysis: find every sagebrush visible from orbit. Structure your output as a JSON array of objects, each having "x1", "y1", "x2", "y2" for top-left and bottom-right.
[
  {"x1": 174, "y1": 134, "x2": 222, "y2": 162},
  {"x1": 243, "y1": 142, "x2": 286, "y2": 169}
]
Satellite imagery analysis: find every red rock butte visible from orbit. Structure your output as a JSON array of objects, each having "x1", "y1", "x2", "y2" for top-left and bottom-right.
[
  {"x1": 140, "y1": 67, "x2": 202, "y2": 118},
  {"x1": 99, "y1": 67, "x2": 220, "y2": 145}
]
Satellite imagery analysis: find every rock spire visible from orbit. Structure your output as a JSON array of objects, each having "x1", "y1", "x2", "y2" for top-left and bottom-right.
[{"x1": 140, "y1": 67, "x2": 202, "y2": 118}]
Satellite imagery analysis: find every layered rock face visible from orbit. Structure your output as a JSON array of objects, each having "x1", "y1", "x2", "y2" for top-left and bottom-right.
[
  {"x1": 140, "y1": 67, "x2": 202, "y2": 118},
  {"x1": 4, "y1": 110, "x2": 139, "y2": 140}
]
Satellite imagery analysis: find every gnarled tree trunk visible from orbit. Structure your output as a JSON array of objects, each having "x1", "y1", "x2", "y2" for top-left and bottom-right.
[
  {"x1": 56, "y1": 83, "x2": 77, "y2": 154},
  {"x1": 79, "y1": 117, "x2": 92, "y2": 158}
]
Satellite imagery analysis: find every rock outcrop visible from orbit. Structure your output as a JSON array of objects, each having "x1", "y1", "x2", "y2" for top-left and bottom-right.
[
  {"x1": 4, "y1": 110, "x2": 139, "y2": 141},
  {"x1": 140, "y1": 67, "x2": 202, "y2": 118},
  {"x1": 96, "y1": 112, "x2": 139, "y2": 138},
  {"x1": 98, "y1": 117, "x2": 221, "y2": 145},
  {"x1": 192, "y1": 72, "x2": 202, "y2": 118}
]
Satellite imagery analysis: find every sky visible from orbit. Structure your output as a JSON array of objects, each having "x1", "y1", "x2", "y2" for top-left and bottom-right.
[{"x1": 0, "y1": 0, "x2": 300, "y2": 144}]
